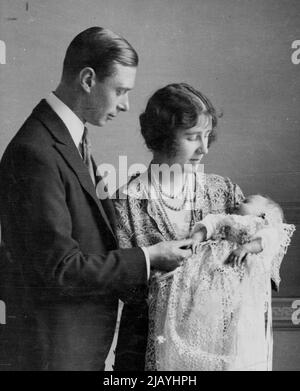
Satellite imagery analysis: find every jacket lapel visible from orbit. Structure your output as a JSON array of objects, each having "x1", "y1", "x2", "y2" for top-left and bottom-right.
[
  {"x1": 91, "y1": 157, "x2": 117, "y2": 234},
  {"x1": 32, "y1": 100, "x2": 117, "y2": 241},
  {"x1": 55, "y1": 143, "x2": 117, "y2": 241}
]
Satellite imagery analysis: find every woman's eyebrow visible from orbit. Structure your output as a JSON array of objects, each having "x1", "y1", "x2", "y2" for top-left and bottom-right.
[{"x1": 184, "y1": 128, "x2": 211, "y2": 134}]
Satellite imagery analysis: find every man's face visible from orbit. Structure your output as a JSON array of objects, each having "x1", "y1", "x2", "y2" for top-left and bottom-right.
[{"x1": 84, "y1": 64, "x2": 137, "y2": 126}]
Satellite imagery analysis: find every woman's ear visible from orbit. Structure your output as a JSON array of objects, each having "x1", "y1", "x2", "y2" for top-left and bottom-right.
[{"x1": 79, "y1": 67, "x2": 96, "y2": 93}]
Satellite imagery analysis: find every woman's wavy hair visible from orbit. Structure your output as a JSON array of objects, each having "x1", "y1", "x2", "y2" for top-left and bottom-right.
[{"x1": 140, "y1": 83, "x2": 219, "y2": 156}]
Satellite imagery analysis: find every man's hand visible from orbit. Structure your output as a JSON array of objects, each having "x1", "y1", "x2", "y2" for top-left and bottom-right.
[
  {"x1": 225, "y1": 246, "x2": 248, "y2": 267},
  {"x1": 191, "y1": 231, "x2": 206, "y2": 254},
  {"x1": 147, "y1": 239, "x2": 193, "y2": 272}
]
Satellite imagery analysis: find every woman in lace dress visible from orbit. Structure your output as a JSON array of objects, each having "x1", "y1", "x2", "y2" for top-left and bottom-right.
[
  {"x1": 113, "y1": 82, "x2": 245, "y2": 370},
  {"x1": 114, "y1": 84, "x2": 294, "y2": 371}
]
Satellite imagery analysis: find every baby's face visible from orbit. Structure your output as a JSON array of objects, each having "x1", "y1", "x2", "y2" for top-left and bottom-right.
[{"x1": 235, "y1": 195, "x2": 266, "y2": 217}]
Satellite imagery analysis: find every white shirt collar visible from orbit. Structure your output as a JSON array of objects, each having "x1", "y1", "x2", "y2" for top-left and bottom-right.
[{"x1": 46, "y1": 92, "x2": 85, "y2": 149}]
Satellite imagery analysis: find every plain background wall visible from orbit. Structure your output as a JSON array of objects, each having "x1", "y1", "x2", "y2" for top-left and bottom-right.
[
  {"x1": 0, "y1": 0, "x2": 299, "y2": 197},
  {"x1": 0, "y1": 0, "x2": 299, "y2": 370}
]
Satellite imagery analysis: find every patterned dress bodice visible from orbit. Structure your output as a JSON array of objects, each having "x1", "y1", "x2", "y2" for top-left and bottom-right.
[{"x1": 113, "y1": 171, "x2": 245, "y2": 248}]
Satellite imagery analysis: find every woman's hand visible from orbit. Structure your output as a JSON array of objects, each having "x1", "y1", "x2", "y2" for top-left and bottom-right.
[
  {"x1": 225, "y1": 246, "x2": 248, "y2": 267},
  {"x1": 191, "y1": 230, "x2": 206, "y2": 254}
]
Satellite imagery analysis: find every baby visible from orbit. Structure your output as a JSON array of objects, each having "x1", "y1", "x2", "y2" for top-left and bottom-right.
[{"x1": 191, "y1": 194, "x2": 285, "y2": 268}]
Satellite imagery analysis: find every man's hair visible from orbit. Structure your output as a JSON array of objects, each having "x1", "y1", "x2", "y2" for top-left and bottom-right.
[
  {"x1": 62, "y1": 27, "x2": 138, "y2": 82},
  {"x1": 139, "y1": 83, "x2": 218, "y2": 156}
]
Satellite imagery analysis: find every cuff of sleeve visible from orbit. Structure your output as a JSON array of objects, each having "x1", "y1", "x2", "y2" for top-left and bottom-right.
[
  {"x1": 192, "y1": 221, "x2": 211, "y2": 239},
  {"x1": 141, "y1": 247, "x2": 150, "y2": 280}
]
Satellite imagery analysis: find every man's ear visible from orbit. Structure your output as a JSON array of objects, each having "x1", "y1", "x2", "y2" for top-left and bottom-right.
[{"x1": 79, "y1": 67, "x2": 96, "y2": 93}]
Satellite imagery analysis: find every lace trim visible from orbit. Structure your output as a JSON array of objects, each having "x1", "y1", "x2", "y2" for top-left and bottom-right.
[
  {"x1": 149, "y1": 241, "x2": 273, "y2": 371},
  {"x1": 271, "y1": 223, "x2": 296, "y2": 289}
]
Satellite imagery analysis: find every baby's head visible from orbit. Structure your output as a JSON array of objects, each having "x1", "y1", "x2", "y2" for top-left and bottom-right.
[{"x1": 235, "y1": 194, "x2": 284, "y2": 224}]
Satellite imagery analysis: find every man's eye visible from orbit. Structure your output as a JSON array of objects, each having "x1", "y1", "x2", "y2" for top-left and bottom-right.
[{"x1": 116, "y1": 89, "x2": 123, "y2": 96}]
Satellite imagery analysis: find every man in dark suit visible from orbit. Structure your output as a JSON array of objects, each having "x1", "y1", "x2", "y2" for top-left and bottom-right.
[{"x1": 0, "y1": 27, "x2": 192, "y2": 370}]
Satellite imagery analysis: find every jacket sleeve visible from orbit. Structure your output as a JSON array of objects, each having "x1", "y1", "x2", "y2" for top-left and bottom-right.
[
  {"x1": 1, "y1": 143, "x2": 147, "y2": 301},
  {"x1": 112, "y1": 190, "x2": 149, "y2": 370}
]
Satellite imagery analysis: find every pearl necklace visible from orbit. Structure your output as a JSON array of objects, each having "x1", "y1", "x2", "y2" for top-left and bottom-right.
[
  {"x1": 160, "y1": 181, "x2": 188, "y2": 211},
  {"x1": 149, "y1": 170, "x2": 197, "y2": 238},
  {"x1": 158, "y1": 177, "x2": 187, "y2": 199},
  {"x1": 152, "y1": 173, "x2": 194, "y2": 212},
  {"x1": 160, "y1": 192, "x2": 188, "y2": 211}
]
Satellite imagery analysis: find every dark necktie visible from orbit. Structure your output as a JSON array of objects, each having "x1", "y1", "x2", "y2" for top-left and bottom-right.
[{"x1": 80, "y1": 127, "x2": 96, "y2": 186}]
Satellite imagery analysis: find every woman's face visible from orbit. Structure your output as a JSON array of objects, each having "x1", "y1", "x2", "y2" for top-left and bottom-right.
[{"x1": 167, "y1": 114, "x2": 212, "y2": 171}]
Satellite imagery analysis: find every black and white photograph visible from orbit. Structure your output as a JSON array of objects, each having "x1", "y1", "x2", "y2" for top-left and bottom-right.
[{"x1": 0, "y1": 0, "x2": 299, "y2": 374}]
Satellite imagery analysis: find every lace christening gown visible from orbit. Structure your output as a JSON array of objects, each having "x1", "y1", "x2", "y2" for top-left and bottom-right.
[{"x1": 151, "y1": 214, "x2": 295, "y2": 371}]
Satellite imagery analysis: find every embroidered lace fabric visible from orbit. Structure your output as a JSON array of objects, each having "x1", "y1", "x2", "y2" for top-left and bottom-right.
[
  {"x1": 114, "y1": 172, "x2": 245, "y2": 248},
  {"x1": 112, "y1": 170, "x2": 293, "y2": 371},
  {"x1": 148, "y1": 216, "x2": 295, "y2": 371}
]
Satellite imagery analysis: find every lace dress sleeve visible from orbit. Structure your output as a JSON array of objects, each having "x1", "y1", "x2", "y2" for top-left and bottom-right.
[
  {"x1": 112, "y1": 190, "x2": 150, "y2": 370},
  {"x1": 224, "y1": 177, "x2": 245, "y2": 213},
  {"x1": 203, "y1": 174, "x2": 245, "y2": 215},
  {"x1": 113, "y1": 195, "x2": 136, "y2": 249}
]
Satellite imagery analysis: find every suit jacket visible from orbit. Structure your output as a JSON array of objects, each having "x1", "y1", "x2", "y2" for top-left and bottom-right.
[{"x1": 0, "y1": 100, "x2": 147, "y2": 370}]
